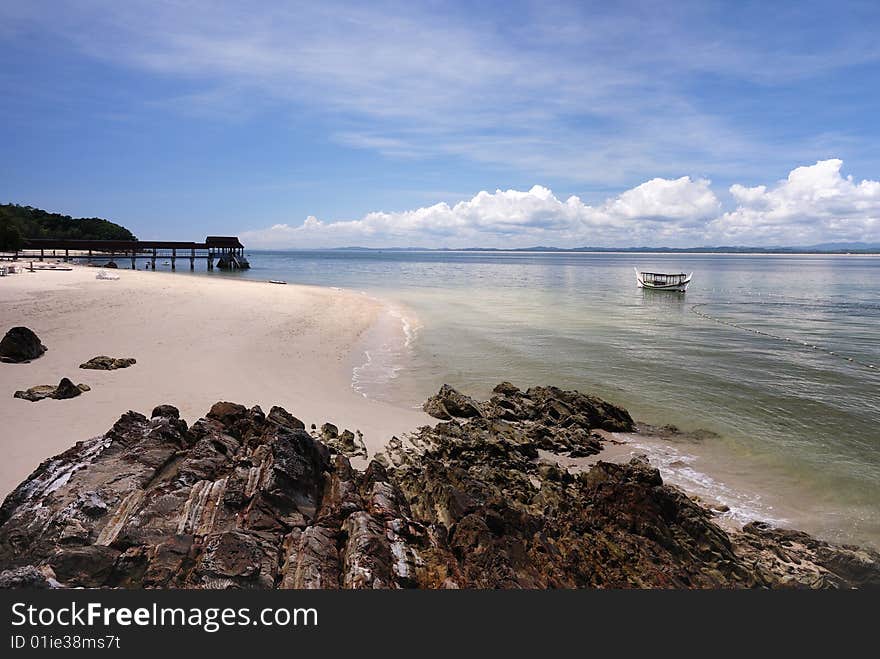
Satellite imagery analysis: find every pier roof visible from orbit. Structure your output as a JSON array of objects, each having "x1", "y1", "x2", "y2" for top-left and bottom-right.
[
  {"x1": 205, "y1": 236, "x2": 244, "y2": 248},
  {"x1": 22, "y1": 237, "x2": 244, "y2": 251}
]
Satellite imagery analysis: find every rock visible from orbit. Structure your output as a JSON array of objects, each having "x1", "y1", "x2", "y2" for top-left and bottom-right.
[
  {"x1": 423, "y1": 396, "x2": 452, "y2": 420},
  {"x1": 207, "y1": 401, "x2": 247, "y2": 425},
  {"x1": 733, "y1": 521, "x2": 880, "y2": 588},
  {"x1": 493, "y1": 381, "x2": 521, "y2": 396},
  {"x1": 79, "y1": 356, "x2": 137, "y2": 370},
  {"x1": 55, "y1": 377, "x2": 88, "y2": 399},
  {"x1": 12, "y1": 385, "x2": 55, "y2": 402},
  {"x1": 1, "y1": 388, "x2": 877, "y2": 590},
  {"x1": 151, "y1": 404, "x2": 180, "y2": 419},
  {"x1": 0, "y1": 565, "x2": 62, "y2": 589},
  {"x1": 422, "y1": 384, "x2": 483, "y2": 419},
  {"x1": 14, "y1": 378, "x2": 90, "y2": 402},
  {"x1": 267, "y1": 406, "x2": 305, "y2": 430},
  {"x1": 325, "y1": 429, "x2": 368, "y2": 459},
  {"x1": 0, "y1": 326, "x2": 47, "y2": 363}
]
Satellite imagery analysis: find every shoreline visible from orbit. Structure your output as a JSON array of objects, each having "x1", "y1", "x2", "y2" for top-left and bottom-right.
[
  {"x1": 0, "y1": 264, "x2": 432, "y2": 498},
  {"x1": 2, "y1": 261, "x2": 876, "y2": 551},
  {"x1": 3, "y1": 379, "x2": 877, "y2": 589}
]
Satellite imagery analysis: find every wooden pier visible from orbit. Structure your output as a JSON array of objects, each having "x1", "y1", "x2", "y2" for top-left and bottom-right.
[{"x1": 11, "y1": 236, "x2": 249, "y2": 271}]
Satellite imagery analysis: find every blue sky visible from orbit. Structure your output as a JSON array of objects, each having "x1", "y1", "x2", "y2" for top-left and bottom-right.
[{"x1": 1, "y1": 0, "x2": 879, "y2": 247}]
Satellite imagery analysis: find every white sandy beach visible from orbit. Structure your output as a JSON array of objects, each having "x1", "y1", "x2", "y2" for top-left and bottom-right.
[{"x1": 0, "y1": 265, "x2": 431, "y2": 497}]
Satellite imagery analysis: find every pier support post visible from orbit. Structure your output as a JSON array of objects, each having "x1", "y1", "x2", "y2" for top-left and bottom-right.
[
  {"x1": 151, "y1": 248, "x2": 156, "y2": 270},
  {"x1": 64, "y1": 248, "x2": 69, "y2": 262},
  {"x1": 171, "y1": 248, "x2": 176, "y2": 271},
  {"x1": 40, "y1": 248, "x2": 44, "y2": 262},
  {"x1": 130, "y1": 249, "x2": 136, "y2": 270},
  {"x1": 190, "y1": 247, "x2": 195, "y2": 270}
]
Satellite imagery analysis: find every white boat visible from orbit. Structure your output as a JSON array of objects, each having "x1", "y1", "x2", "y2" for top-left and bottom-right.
[{"x1": 635, "y1": 268, "x2": 692, "y2": 292}]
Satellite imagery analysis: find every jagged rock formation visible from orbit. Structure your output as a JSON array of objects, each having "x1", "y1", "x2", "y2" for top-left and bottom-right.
[
  {"x1": 0, "y1": 386, "x2": 877, "y2": 589},
  {"x1": 13, "y1": 378, "x2": 90, "y2": 402},
  {"x1": 0, "y1": 326, "x2": 47, "y2": 363},
  {"x1": 79, "y1": 356, "x2": 137, "y2": 370},
  {"x1": 318, "y1": 423, "x2": 368, "y2": 459}
]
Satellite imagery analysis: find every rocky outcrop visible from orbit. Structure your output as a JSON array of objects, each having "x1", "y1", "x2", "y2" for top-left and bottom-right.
[
  {"x1": 0, "y1": 326, "x2": 47, "y2": 363},
  {"x1": 14, "y1": 378, "x2": 90, "y2": 402},
  {"x1": 731, "y1": 522, "x2": 880, "y2": 588},
  {"x1": 423, "y1": 384, "x2": 483, "y2": 419},
  {"x1": 424, "y1": 382, "x2": 633, "y2": 457},
  {"x1": 318, "y1": 423, "x2": 367, "y2": 459},
  {"x1": 0, "y1": 386, "x2": 877, "y2": 589},
  {"x1": 79, "y1": 356, "x2": 137, "y2": 370},
  {"x1": 425, "y1": 382, "x2": 634, "y2": 432}
]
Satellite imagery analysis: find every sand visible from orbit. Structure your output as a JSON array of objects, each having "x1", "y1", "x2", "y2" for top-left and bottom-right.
[{"x1": 0, "y1": 264, "x2": 431, "y2": 497}]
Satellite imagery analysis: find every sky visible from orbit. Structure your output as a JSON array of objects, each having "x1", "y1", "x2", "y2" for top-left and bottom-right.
[{"x1": 1, "y1": 0, "x2": 879, "y2": 248}]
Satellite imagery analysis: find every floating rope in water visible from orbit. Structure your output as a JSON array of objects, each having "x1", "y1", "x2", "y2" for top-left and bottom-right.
[{"x1": 690, "y1": 301, "x2": 877, "y2": 371}]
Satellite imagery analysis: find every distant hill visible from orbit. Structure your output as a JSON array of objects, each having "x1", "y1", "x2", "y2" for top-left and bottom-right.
[
  {"x1": 0, "y1": 204, "x2": 136, "y2": 251},
  {"x1": 324, "y1": 243, "x2": 880, "y2": 254}
]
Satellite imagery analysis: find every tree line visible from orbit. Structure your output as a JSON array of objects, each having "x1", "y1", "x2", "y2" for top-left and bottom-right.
[{"x1": 0, "y1": 204, "x2": 137, "y2": 251}]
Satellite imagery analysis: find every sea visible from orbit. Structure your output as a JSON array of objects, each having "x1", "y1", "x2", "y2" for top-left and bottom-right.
[{"x1": 153, "y1": 250, "x2": 880, "y2": 548}]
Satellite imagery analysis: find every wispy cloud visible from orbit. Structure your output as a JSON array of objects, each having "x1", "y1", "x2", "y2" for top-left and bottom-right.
[
  {"x1": 240, "y1": 160, "x2": 880, "y2": 247},
  {"x1": 4, "y1": 0, "x2": 875, "y2": 187}
]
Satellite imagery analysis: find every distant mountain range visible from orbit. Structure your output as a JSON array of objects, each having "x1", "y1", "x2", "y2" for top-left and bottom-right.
[{"x1": 306, "y1": 243, "x2": 880, "y2": 254}]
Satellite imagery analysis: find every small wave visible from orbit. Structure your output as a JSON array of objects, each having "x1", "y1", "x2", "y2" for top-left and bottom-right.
[
  {"x1": 387, "y1": 305, "x2": 421, "y2": 348},
  {"x1": 350, "y1": 302, "x2": 420, "y2": 401},
  {"x1": 623, "y1": 435, "x2": 789, "y2": 529}
]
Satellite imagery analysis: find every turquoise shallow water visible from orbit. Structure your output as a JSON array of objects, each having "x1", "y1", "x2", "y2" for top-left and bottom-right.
[{"x1": 183, "y1": 250, "x2": 879, "y2": 546}]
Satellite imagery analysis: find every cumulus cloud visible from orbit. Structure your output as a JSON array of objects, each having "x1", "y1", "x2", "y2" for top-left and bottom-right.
[
  {"x1": 242, "y1": 178, "x2": 720, "y2": 248},
  {"x1": 241, "y1": 160, "x2": 880, "y2": 248},
  {"x1": 709, "y1": 159, "x2": 880, "y2": 244}
]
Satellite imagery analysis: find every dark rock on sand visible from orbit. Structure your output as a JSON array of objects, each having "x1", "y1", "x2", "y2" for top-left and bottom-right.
[
  {"x1": 0, "y1": 385, "x2": 877, "y2": 589},
  {"x1": 423, "y1": 384, "x2": 483, "y2": 419},
  {"x1": 79, "y1": 356, "x2": 137, "y2": 370},
  {"x1": 14, "y1": 378, "x2": 90, "y2": 402},
  {"x1": 0, "y1": 327, "x2": 47, "y2": 363}
]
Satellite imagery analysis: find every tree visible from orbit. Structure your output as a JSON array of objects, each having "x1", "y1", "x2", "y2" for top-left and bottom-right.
[
  {"x1": 0, "y1": 204, "x2": 137, "y2": 243},
  {"x1": 0, "y1": 221, "x2": 25, "y2": 252}
]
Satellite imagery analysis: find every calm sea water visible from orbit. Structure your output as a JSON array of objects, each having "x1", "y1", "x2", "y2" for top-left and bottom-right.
[{"x1": 200, "y1": 250, "x2": 879, "y2": 547}]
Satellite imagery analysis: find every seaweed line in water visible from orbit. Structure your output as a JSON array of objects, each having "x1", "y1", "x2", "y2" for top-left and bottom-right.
[{"x1": 690, "y1": 301, "x2": 877, "y2": 371}]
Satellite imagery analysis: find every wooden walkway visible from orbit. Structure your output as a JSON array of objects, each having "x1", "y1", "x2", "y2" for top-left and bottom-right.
[{"x1": 11, "y1": 236, "x2": 249, "y2": 270}]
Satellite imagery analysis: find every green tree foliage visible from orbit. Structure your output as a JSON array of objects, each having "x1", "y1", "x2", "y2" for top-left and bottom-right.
[
  {"x1": 0, "y1": 204, "x2": 137, "y2": 248},
  {"x1": 0, "y1": 220, "x2": 25, "y2": 252}
]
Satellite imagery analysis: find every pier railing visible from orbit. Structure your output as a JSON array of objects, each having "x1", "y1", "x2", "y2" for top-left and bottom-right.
[{"x1": 6, "y1": 237, "x2": 249, "y2": 270}]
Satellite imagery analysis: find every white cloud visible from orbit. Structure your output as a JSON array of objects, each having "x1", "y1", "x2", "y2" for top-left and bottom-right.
[
  {"x1": 709, "y1": 159, "x2": 880, "y2": 244},
  {"x1": 242, "y1": 160, "x2": 880, "y2": 248},
  {"x1": 241, "y1": 178, "x2": 720, "y2": 248}
]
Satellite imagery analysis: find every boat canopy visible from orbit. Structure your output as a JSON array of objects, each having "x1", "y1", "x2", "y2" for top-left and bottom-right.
[{"x1": 639, "y1": 272, "x2": 688, "y2": 284}]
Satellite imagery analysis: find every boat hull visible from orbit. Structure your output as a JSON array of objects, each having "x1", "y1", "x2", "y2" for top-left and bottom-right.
[{"x1": 637, "y1": 281, "x2": 689, "y2": 292}]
